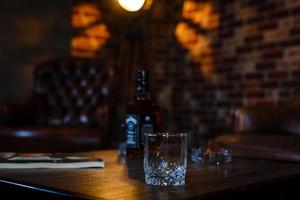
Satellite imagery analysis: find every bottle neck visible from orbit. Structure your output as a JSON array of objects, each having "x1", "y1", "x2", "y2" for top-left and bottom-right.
[
  {"x1": 135, "y1": 69, "x2": 151, "y2": 101},
  {"x1": 136, "y1": 83, "x2": 151, "y2": 101},
  {"x1": 136, "y1": 82, "x2": 148, "y2": 94}
]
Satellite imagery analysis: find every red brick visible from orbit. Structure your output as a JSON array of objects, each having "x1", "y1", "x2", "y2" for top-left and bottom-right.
[
  {"x1": 246, "y1": 73, "x2": 264, "y2": 80},
  {"x1": 268, "y1": 71, "x2": 288, "y2": 79},
  {"x1": 222, "y1": 57, "x2": 239, "y2": 63},
  {"x1": 216, "y1": 66, "x2": 233, "y2": 74},
  {"x1": 279, "y1": 91, "x2": 290, "y2": 98},
  {"x1": 216, "y1": 101, "x2": 232, "y2": 107},
  {"x1": 239, "y1": 81, "x2": 260, "y2": 90},
  {"x1": 257, "y1": 42, "x2": 279, "y2": 50},
  {"x1": 226, "y1": 74, "x2": 242, "y2": 81},
  {"x1": 217, "y1": 83, "x2": 235, "y2": 90},
  {"x1": 258, "y1": 21, "x2": 278, "y2": 31},
  {"x1": 268, "y1": 10, "x2": 290, "y2": 20},
  {"x1": 236, "y1": 46, "x2": 254, "y2": 54},
  {"x1": 203, "y1": 84, "x2": 216, "y2": 90},
  {"x1": 256, "y1": 62, "x2": 276, "y2": 70},
  {"x1": 281, "y1": 80, "x2": 300, "y2": 87},
  {"x1": 220, "y1": 13, "x2": 235, "y2": 21},
  {"x1": 262, "y1": 50, "x2": 283, "y2": 59},
  {"x1": 227, "y1": 20, "x2": 244, "y2": 28},
  {"x1": 199, "y1": 102, "x2": 214, "y2": 107},
  {"x1": 247, "y1": 15, "x2": 265, "y2": 24},
  {"x1": 279, "y1": 38, "x2": 300, "y2": 47},
  {"x1": 227, "y1": 92, "x2": 243, "y2": 98},
  {"x1": 290, "y1": 28, "x2": 300, "y2": 36},
  {"x1": 261, "y1": 81, "x2": 278, "y2": 88},
  {"x1": 219, "y1": 30, "x2": 235, "y2": 38},
  {"x1": 257, "y1": 2, "x2": 278, "y2": 12},
  {"x1": 292, "y1": 70, "x2": 300, "y2": 77},
  {"x1": 292, "y1": 6, "x2": 300, "y2": 15},
  {"x1": 246, "y1": 91, "x2": 266, "y2": 98},
  {"x1": 248, "y1": 0, "x2": 267, "y2": 6},
  {"x1": 244, "y1": 35, "x2": 263, "y2": 43}
]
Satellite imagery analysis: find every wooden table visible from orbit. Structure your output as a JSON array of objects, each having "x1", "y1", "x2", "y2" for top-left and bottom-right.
[{"x1": 0, "y1": 150, "x2": 299, "y2": 200}]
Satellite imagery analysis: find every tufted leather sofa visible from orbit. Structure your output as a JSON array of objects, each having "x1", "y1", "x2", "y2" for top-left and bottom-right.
[{"x1": 0, "y1": 57, "x2": 118, "y2": 152}]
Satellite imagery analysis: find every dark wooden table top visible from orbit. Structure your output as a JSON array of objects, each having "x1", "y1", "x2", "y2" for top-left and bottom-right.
[{"x1": 0, "y1": 150, "x2": 300, "y2": 200}]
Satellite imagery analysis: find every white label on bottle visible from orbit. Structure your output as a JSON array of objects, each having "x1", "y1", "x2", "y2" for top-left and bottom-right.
[{"x1": 126, "y1": 115, "x2": 138, "y2": 147}]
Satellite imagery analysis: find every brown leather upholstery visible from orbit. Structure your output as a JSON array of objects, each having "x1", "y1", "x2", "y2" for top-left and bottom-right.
[
  {"x1": 229, "y1": 104, "x2": 285, "y2": 134},
  {"x1": 33, "y1": 57, "x2": 116, "y2": 127},
  {"x1": 228, "y1": 100, "x2": 300, "y2": 136},
  {"x1": 218, "y1": 98, "x2": 300, "y2": 161},
  {"x1": 0, "y1": 57, "x2": 118, "y2": 152}
]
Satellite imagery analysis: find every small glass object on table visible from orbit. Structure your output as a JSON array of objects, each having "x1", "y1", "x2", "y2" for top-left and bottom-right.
[
  {"x1": 191, "y1": 139, "x2": 232, "y2": 165},
  {"x1": 144, "y1": 132, "x2": 188, "y2": 186}
]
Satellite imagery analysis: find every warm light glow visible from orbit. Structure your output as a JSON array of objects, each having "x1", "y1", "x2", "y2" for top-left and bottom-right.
[
  {"x1": 71, "y1": 3, "x2": 111, "y2": 58},
  {"x1": 176, "y1": 0, "x2": 219, "y2": 80},
  {"x1": 118, "y1": 0, "x2": 146, "y2": 12},
  {"x1": 72, "y1": 25, "x2": 110, "y2": 52},
  {"x1": 176, "y1": 22, "x2": 213, "y2": 78},
  {"x1": 182, "y1": 1, "x2": 219, "y2": 30},
  {"x1": 72, "y1": 3, "x2": 101, "y2": 28}
]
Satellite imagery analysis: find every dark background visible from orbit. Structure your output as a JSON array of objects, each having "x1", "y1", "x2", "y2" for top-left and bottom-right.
[
  {"x1": 1, "y1": 0, "x2": 300, "y2": 146},
  {"x1": 0, "y1": 0, "x2": 71, "y2": 102}
]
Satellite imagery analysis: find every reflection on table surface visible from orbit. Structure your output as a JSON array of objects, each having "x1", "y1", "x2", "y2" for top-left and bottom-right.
[{"x1": 0, "y1": 150, "x2": 300, "y2": 199}]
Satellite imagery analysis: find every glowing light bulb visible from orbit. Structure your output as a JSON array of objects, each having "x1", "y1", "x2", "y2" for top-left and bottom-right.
[{"x1": 118, "y1": 0, "x2": 146, "y2": 12}]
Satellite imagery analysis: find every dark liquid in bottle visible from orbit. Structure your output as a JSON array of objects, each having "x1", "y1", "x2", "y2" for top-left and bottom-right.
[{"x1": 125, "y1": 69, "x2": 160, "y2": 157}]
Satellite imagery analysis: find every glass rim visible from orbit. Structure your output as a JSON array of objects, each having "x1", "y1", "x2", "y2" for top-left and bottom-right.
[{"x1": 145, "y1": 132, "x2": 187, "y2": 137}]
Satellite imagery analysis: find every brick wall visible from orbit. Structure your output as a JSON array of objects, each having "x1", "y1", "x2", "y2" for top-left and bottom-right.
[{"x1": 149, "y1": 0, "x2": 300, "y2": 146}]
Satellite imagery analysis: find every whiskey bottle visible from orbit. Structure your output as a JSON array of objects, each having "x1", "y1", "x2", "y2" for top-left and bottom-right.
[{"x1": 125, "y1": 69, "x2": 160, "y2": 156}]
